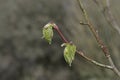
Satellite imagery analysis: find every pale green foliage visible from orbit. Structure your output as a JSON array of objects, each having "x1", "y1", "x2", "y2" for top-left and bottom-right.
[
  {"x1": 61, "y1": 43, "x2": 76, "y2": 66},
  {"x1": 42, "y1": 23, "x2": 54, "y2": 44}
]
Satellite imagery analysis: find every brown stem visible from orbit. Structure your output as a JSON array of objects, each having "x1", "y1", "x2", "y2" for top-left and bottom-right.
[
  {"x1": 77, "y1": 0, "x2": 109, "y2": 56},
  {"x1": 76, "y1": 50, "x2": 113, "y2": 69},
  {"x1": 53, "y1": 25, "x2": 69, "y2": 43},
  {"x1": 52, "y1": 23, "x2": 113, "y2": 70},
  {"x1": 77, "y1": 0, "x2": 120, "y2": 77}
]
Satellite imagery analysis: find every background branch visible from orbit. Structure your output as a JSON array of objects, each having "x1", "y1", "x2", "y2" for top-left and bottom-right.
[
  {"x1": 77, "y1": 0, "x2": 120, "y2": 77},
  {"x1": 93, "y1": 0, "x2": 120, "y2": 35}
]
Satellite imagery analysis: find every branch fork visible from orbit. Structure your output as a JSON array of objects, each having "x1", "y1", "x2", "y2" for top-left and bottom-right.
[{"x1": 77, "y1": 0, "x2": 120, "y2": 77}]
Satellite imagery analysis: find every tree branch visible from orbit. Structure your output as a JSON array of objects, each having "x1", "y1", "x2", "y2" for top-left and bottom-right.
[
  {"x1": 76, "y1": 50, "x2": 113, "y2": 69},
  {"x1": 52, "y1": 23, "x2": 113, "y2": 70},
  {"x1": 77, "y1": 0, "x2": 120, "y2": 77},
  {"x1": 93, "y1": 0, "x2": 120, "y2": 35}
]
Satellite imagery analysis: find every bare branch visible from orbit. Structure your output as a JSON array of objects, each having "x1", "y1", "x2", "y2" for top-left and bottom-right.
[
  {"x1": 77, "y1": 0, "x2": 120, "y2": 77},
  {"x1": 53, "y1": 23, "x2": 113, "y2": 70},
  {"x1": 93, "y1": 0, "x2": 120, "y2": 35},
  {"x1": 105, "y1": 0, "x2": 120, "y2": 35},
  {"x1": 76, "y1": 50, "x2": 113, "y2": 69}
]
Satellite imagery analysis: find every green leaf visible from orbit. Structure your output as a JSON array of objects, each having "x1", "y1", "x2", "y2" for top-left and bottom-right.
[
  {"x1": 61, "y1": 43, "x2": 76, "y2": 66},
  {"x1": 42, "y1": 23, "x2": 54, "y2": 44}
]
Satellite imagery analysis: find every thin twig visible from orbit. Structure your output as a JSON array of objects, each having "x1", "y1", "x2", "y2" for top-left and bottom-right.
[
  {"x1": 76, "y1": 50, "x2": 113, "y2": 69},
  {"x1": 77, "y1": 0, "x2": 109, "y2": 57},
  {"x1": 53, "y1": 24, "x2": 69, "y2": 43},
  {"x1": 53, "y1": 23, "x2": 113, "y2": 70},
  {"x1": 77, "y1": 0, "x2": 120, "y2": 77},
  {"x1": 79, "y1": 21, "x2": 89, "y2": 25}
]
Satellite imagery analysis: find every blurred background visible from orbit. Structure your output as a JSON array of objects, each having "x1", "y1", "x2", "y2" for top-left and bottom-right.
[{"x1": 0, "y1": 0, "x2": 120, "y2": 80}]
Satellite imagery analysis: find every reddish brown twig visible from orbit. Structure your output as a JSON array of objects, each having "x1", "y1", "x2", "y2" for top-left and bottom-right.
[{"x1": 52, "y1": 22, "x2": 113, "y2": 69}]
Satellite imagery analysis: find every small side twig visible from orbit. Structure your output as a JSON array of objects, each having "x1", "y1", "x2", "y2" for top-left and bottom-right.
[
  {"x1": 77, "y1": 0, "x2": 120, "y2": 77},
  {"x1": 53, "y1": 24, "x2": 69, "y2": 43},
  {"x1": 79, "y1": 21, "x2": 88, "y2": 25},
  {"x1": 77, "y1": 0, "x2": 109, "y2": 56},
  {"x1": 76, "y1": 50, "x2": 113, "y2": 69},
  {"x1": 53, "y1": 23, "x2": 113, "y2": 70}
]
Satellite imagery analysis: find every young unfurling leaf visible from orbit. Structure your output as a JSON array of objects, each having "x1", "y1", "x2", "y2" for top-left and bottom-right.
[
  {"x1": 61, "y1": 43, "x2": 76, "y2": 66},
  {"x1": 42, "y1": 23, "x2": 54, "y2": 44}
]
